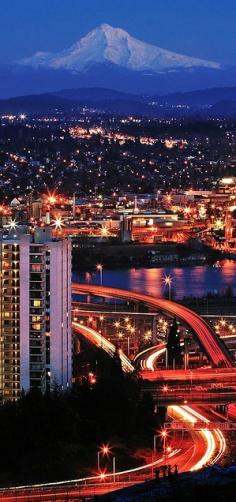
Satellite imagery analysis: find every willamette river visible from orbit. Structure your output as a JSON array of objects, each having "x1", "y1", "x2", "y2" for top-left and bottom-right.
[{"x1": 73, "y1": 260, "x2": 236, "y2": 300}]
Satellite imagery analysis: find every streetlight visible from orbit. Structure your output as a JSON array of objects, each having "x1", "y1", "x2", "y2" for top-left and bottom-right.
[
  {"x1": 97, "y1": 444, "x2": 110, "y2": 473},
  {"x1": 113, "y1": 318, "x2": 135, "y2": 357},
  {"x1": 161, "y1": 430, "x2": 168, "y2": 466},
  {"x1": 99, "y1": 315, "x2": 104, "y2": 348},
  {"x1": 153, "y1": 434, "x2": 158, "y2": 453},
  {"x1": 53, "y1": 216, "x2": 64, "y2": 229},
  {"x1": 96, "y1": 264, "x2": 103, "y2": 286},
  {"x1": 127, "y1": 335, "x2": 130, "y2": 357},
  {"x1": 128, "y1": 325, "x2": 135, "y2": 356},
  {"x1": 113, "y1": 456, "x2": 116, "y2": 483},
  {"x1": 7, "y1": 218, "x2": 18, "y2": 231},
  {"x1": 163, "y1": 275, "x2": 172, "y2": 300}
]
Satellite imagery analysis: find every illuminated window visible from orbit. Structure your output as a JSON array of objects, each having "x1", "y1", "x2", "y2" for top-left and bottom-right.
[
  {"x1": 32, "y1": 316, "x2": 41, "y2": 322},
  {"x1": 31, "y1": 264, "x2": 42, "y2": 272},
  {"x1": 33, "y1": 300, "x2": 41, "y2": 307},
  {"x1": 31, "y1": 323, "x2": 41, "y2": 331}
]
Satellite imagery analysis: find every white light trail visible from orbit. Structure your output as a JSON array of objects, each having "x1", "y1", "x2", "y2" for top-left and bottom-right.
[
  {"x1": 134, "y1": 344, "x2": 166, "y2": 371},
  {"x1": 73, "y1": 322, "x2": 134, "y2": 373},
  {"x1": 146, "y1": 346, "x2": 166, "y2": 370},
  {"x1": 3, "y1": 451, "x2": 181, "y2": 491},
  {"x1": 169, "y1": 405, "x2": 226, "y2": 471},
  {"x1": 169, "y1": 405, "x2": 215, "y2": 470},
  {"x1": 183, "y1": 405, "x2": 226, "y2": 467}
]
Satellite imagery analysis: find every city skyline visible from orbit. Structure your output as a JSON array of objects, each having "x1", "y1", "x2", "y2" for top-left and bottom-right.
[{"x1": 1, "y1": 2, "x2": 236, "y2": 498}]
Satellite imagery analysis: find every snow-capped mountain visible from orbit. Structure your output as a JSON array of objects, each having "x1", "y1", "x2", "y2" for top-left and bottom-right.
[
  {"x1": 18, "y1": 24, "x2": 221, "y2": 73},
  {"x1": 1, "y1": 24, "x2": 234, "y2": 98}
]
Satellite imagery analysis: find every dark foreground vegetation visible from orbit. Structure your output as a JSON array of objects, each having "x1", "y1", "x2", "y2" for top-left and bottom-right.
[
  {"x1": 0, "y1": 349, "x2": 165, "y2": 486},
  {"x1": 100, "y1": 467, "x2": 236, "y2": 502}
]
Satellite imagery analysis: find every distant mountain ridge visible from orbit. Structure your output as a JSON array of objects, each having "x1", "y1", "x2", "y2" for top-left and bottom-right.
[
  {"x1": 54, "y1": 87, "x2": 143, "y2": 101},
  {"x1": 56, "y1": 85, "x2": 236, "y2": 106},
  {"x1": 1, "y1": 86, "x2": 236, "y2": 117}
]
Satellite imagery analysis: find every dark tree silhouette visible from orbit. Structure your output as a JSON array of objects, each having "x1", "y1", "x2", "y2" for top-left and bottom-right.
[
  {"x1": 167, "y1": 318, "x2": 182, "y2": 368},
  {"x1": 0, "y1": 344, "x2": 166, "y2": 486},
  {"x1": 110, "y1": 345, "x2": 123, "y2": 380}
]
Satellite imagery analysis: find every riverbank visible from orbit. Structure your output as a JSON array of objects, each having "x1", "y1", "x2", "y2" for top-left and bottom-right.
[
  {"x1": 72, "y1": 241, "x2": 221, "y2": 271},
  {"x1": 180, "y1": 295, "x2": 236, "y2": 316}
]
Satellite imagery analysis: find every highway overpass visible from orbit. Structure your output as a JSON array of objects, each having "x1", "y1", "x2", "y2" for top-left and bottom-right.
[
  {"x1": 72, "y1": 284, "x2": 234, "y2": 368},
  {"x1": 141, "y1": 389, "x2": 236, "y2": 405}
]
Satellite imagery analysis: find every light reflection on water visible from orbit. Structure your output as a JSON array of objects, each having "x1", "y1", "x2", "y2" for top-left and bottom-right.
[{"x1": 73, "y1": 260, "x2": 236, "y2": 300}]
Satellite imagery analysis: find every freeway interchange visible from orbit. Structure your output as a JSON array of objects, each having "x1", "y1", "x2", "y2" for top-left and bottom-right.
[
  {"x1": 0, "y1": 284, "x2": 235, "y2": 500},
  {"x1": 74, "y1": 322, "x2": 236, "y2": 405},
  {"x1": 72, "y1": 284, "x2": 236, "y2": 448},
  {"x1": 73, "y1": 283, "x2": 234, "y2": 368}
]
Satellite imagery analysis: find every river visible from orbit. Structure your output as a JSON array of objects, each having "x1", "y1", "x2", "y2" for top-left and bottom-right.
[{"x1": 73, "y1": 260, "x2": 236, "y2": 300}]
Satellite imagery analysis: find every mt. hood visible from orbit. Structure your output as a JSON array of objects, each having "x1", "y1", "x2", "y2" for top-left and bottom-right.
[
  {"x1": 19, "y1": 24, "x2": 221, "y2": 73},
  {"x1": 1, "y1": 24, "x2": 233, "y2": 98}
]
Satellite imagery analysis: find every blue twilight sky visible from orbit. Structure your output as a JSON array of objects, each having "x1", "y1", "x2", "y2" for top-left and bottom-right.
[{"x1": 0, "y1": 0, "x2": 235, "y2": 65}]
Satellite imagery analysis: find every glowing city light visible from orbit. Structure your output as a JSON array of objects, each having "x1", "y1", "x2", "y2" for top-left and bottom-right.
[
  {"x1": 48, "y1": 194, "x2": 57, "y2": 205},
  {"x1": 6, "y1": 218, "x2": 18, "y2": 230},
  {"x1": 101, "y1": 227, "x2": 108, "y2": 237},
  {"x1": 164, "y1": 275, "x2": 172, "y2": 286},
  {"x1": 52, "y1": 216, "x2": 65, "y2": 229}
]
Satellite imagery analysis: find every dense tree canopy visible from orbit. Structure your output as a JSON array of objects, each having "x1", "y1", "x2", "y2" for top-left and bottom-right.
[{"x1": 0, "y1": 348, "x2": 166, "y2": 486}]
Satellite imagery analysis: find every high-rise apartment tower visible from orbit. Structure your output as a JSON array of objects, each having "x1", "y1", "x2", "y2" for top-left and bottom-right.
[{"x1": 0, "y1": 226, "x2": 72, "y2": 400}]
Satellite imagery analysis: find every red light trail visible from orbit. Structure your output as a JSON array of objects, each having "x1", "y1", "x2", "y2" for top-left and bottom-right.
[{"x1": 72, "y1": 284, "x2": 234, "y2": 368}]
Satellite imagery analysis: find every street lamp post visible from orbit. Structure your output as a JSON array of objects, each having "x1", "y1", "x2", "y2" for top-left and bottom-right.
[
  {"x1": 99, "y1": 315, "x2": 104, "y2": 348},
  {"x1": 97, "y1": 445, "x2": 110, "y2": 473},
  {"x1": 96, "y1": 264, "x2": 103, "y2": 286},
  {"x1": 164, "y1": 436, "x2": 167, "y2": 466},
  {"x1": 97, "y1": 450, "x2": 100, "y2": 472},
  {"x1": 113, "y1": 456, "x2": 116, "y2": 483},
  {"x1": 114, "y1": 319, "x2": 134, "y2": 358},
  {"x1": 153, "y1": 434, "x2": 158, "y2": 453},
  {"x1": 164, "y1": 275, "x2": 172, "y2": 300},
  {"x1": 161, "y1": 430, "x2": 167, "y2": 466}
]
